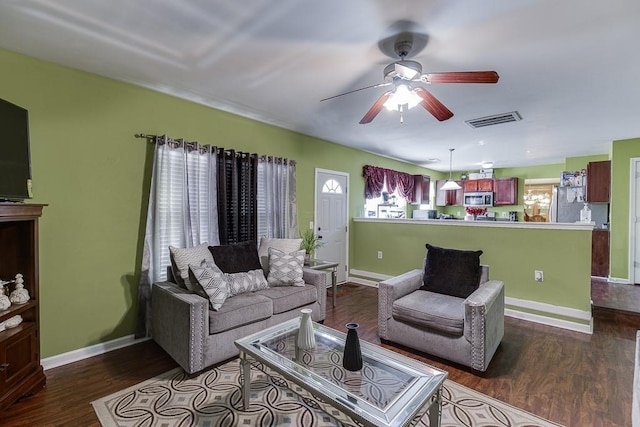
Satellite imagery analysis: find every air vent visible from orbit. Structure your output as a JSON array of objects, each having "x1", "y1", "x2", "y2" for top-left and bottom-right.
[{"x1": 465, "y1": 111, "x2": 522, "y2": 128}]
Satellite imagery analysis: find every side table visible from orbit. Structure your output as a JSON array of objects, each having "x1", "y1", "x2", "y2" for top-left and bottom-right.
[{"x1": 305, "y1": 259, "x2": 339, "y2": 307}]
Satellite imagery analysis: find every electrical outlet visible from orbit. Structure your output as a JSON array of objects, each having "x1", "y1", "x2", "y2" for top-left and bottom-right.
[
  {"x1": 534, "y1": 270, "x2": 544, "y2": 282},
  {"x1": 377, "y1": 251, "x2": 383, "y2": 260}
]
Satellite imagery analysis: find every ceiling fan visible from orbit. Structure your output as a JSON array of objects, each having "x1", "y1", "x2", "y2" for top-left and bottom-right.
[{"x1": 321, "y1": 37, "x2": 499, "y2": 124}]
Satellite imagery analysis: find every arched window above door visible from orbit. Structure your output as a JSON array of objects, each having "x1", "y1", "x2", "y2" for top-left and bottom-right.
[{"x1": 322, "y1": 179, "x2": 343, "y2": 194}]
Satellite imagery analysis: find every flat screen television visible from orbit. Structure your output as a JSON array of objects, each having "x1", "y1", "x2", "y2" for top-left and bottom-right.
[{"x1": 0, "y1": 98, "x2": 32, "y2": 201}]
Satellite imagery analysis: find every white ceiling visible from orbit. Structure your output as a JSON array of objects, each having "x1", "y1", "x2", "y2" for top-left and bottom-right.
[{"x1": 1, "y1": 0, "x2": 639, "y2": 172}]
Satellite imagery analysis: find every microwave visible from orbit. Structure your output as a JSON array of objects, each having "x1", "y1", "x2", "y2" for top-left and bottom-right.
[{"x1": 463, "y1": 192, "x2": 493, "y2": 207}]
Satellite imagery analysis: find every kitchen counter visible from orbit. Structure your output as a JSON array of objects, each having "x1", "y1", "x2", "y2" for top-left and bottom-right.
[{"x1": 353, "y1": 217, "x2": 595, "y2": 231}]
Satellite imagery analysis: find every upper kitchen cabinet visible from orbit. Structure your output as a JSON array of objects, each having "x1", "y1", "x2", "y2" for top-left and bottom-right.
[
  {"x1": 413, "y1": 175, "x2": 431, "y2": 204},
  {"x1": 462, "y1": 179, "x2": 493, "y2": 193},
  {"x1": 587, "y1": 160, "x2": 611, "y2": 203},
  {"x1": 436, "y1": 180, "x2": 463, "y2": 206},
  {"x1": 494, "y1": 177, "x2": 519, "y2": 206}
]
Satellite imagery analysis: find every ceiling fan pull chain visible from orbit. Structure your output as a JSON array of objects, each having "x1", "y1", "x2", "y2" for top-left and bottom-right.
[{"x1": 400, "y1": 104, "x2": 404, "y2": 124}]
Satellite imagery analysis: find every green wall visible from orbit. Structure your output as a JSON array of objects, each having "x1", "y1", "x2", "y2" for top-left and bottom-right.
[
  {"x1": 610, "y1": 138, "x2": 640, "y2": 279},
  {"x1": 0, "y1": 48, "x2": 440, "y2": 358}
]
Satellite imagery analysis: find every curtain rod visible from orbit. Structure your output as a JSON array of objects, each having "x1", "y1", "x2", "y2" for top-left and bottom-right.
[{"x1": 135, "y1": 133, "x2": 265, "y2": 158}]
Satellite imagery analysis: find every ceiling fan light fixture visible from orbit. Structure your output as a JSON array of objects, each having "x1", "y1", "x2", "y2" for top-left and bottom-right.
[
  {"x1": 383, "y1": 84, "x2": 422, "y2": 111},
  {"x1": 442, "y1": 148, "x2": 462, "y2": 191}
]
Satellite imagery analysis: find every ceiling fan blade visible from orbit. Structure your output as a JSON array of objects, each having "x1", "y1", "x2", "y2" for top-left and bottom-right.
[
  {"x1": 423, "y1": 71, "x2": 499, "y2": 84},
  {"x1": 359, "y1": 91, "x2": 393, "y2": 124},
  {"x1": 413, "y1": 87, "x2": 454, "y2": 121},
  {"x1": 320, "y1": 82, "x2": 392, "y2": 102}
]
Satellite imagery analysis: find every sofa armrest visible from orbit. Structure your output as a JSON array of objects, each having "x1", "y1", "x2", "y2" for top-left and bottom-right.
[
  {"x1": 302, "y1": 268, "x2": 327, "y2": 321},
  {"x1": 151, "y1": 281, "x2": 209, "y2": 373},
  {"x1": 463, "y1": 279, "x2": 505, "y2": 371},
  {"x1": 378, "y1": 269, "x2": 423, "y2": 339}
]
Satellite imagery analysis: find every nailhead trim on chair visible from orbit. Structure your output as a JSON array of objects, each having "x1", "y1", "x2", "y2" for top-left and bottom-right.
[
  {"x1": 470, "y1": 304, "x2": 487, "y2": 371},
  {"x1": 189, "y1": 302, "x2": 206, "y2": 373}
]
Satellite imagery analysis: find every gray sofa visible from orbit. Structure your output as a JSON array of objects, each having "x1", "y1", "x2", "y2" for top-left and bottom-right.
[
  {"x1": 378, "y1": 264, "x2": 504, "y2": 372},
  {"x1": 152, "y1": 268, "x2": 326, "y2": 374}
]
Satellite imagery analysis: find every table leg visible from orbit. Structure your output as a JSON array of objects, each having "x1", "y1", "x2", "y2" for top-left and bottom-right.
[
  {"x1": 331, "y1": 268, "x2": 337, "y2": 308},
  {"x1": 240, "y1": 353, "x2": 251, "y2": 410},
  {"x1": 428, "y1": 388, "x2": 442, "y2": 427}
]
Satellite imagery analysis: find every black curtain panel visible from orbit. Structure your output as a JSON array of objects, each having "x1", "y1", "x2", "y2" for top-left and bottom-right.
[{"x1": 217, "y1": 149, "x2": 258, "y2": 245}]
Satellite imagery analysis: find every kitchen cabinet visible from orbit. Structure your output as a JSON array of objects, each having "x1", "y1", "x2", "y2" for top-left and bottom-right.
[
  {"x1": 0, "y1": 204, "x2": 46, "y2": 409},
  {"x1": 436, "y1": 180, "x2": 463, "y2": 206},
  {"x1": 494, "y1": 177, "x2": 518, "y2": 206},
  {"x1": 462, "y1": 179, "x2": 493, "y2": 193},
  {"x1": 591, "y1": 229, "x2": 609, "y2": 277},
  {"x1": 412, "y1": 175, "x2": 431, "y2": 204},
  {"x1": 587, "y1": 160, "x2": 611, "y2": 203}
]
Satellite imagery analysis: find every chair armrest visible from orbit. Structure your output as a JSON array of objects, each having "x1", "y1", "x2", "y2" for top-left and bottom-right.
[
  {"x1": 151, "y1": 281, "x2": 209, "y2": 373},
  {"x1": 463, "y1": 279, "x2": 505, "y2": 371},
  {"x1": 302, "y1": 268, "x2": 327, "y2": 321},
  {"x1": 378, "y1": 269, "x2": 423, "y2": 339}
]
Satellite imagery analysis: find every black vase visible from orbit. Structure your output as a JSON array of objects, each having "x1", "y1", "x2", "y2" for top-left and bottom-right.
[{"x1": 342, "y1": 323, "x2": 363, "y2": 371}]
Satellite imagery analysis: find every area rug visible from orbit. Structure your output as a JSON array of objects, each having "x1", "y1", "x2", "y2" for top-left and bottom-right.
[{"x1": 92, "y1": 359, "x2": 562, "y2": 427}]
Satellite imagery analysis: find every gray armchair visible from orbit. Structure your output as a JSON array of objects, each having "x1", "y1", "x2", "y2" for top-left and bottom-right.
[{"x1": 378, "y1": 264, "x2": 504, "y2": 372}]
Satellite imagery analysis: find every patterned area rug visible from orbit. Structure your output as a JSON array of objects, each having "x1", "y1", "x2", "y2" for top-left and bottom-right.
[{"x1": 92, "y1": 359, "x2": 562, "y2": 426}]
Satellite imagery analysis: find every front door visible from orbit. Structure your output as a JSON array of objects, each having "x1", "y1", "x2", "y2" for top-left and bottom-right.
[{"x1": 314, "y1": 169, "x2": 348, "y2": 284}]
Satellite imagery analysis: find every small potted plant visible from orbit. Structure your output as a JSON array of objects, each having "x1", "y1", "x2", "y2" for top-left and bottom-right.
[{"x1": 300, "y1": 229, "x2": 324, "y2": 264}]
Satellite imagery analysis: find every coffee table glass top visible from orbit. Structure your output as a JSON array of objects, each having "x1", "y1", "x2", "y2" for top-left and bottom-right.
[{"x1": 236, "y1": 318, "x2": 447, "y2": 426}]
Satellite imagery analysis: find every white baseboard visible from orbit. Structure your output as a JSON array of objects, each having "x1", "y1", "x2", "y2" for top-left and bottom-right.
[
  {"x1": 41, "y1": 335, "x2": 149, "y2": 371},
  {"x1": 349, "y1": 268, "x2": 593, "y2": 334},
  {"x1": 608, "y1": 276, "x2": 631, "y2": 284}
]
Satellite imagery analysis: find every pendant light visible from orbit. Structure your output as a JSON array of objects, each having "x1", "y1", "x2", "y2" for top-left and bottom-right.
[{"x1": 441, "y1": 148, "x2": 462, "y2": 190}]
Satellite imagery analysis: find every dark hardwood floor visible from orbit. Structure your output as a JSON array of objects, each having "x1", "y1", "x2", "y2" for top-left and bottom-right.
[{"x1": 1, "y1": 283, "x2": 639, "y2": 426}]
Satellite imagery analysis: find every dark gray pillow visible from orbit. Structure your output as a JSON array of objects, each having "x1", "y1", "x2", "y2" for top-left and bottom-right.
[
  {"x1": 208, "y1": 241, "x2": 263, "y2": 274},
  {"x1": 420, "y1": 244, "x2": 483, "y2": 298}
]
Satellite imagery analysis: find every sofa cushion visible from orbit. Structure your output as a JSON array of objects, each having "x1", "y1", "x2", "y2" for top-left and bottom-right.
[
  {"x1": 208, "y1": 293, "x2": 273, "y2": 334},
  {"x1": 420, "y1": 244, "x2": 483, "y2": 299},
  {"x1": 226, "y1": 269, "x2": 269, "y2": 296},
  {"x1": 267, "y1": 247, "x2": 305, "y2": 287},
  {"x1": 209, "y1": 241, "x2": 262, "y2": 274},
  {"x1": 393, "y1": 290, "x2": 465, "y2": 336},
  {"x1": 169, "y1": 244, "x2": 215, "y2": 290},
  {"x1": 256, "y1": 284, "x2": 318, "y2": 315},
  {"x1": 258, "y1": 237, "x2": 303, "y2": 273},
  {"x1": 187, "y1": 261, "x2": 230, "y2": 311}
]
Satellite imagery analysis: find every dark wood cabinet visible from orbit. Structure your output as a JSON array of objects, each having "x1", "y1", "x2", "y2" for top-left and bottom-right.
[
  {"x1": 0, "y1": 204, "x2": 46, "y2": 409},
  {"x1": 591, "y1": 229, "x2": 610, "y2": 277},
  {"x1": 494, "y1": 177, "x2": 519, "y2": 206},
  {"x1": 463, "y1": 179, "x2": 493, "y2": 193},
  {"x1": 436, "y1": 180, "x2": 463, "y2": 206},
  {"x1": 412, "y1": 175, "x2": 431, "y2": 204},
  {"x1": 587, "y1": 160, "x2": 611, "y2": 203}
]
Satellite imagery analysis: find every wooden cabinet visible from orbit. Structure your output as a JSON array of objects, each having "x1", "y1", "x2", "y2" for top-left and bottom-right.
[
  {"x1": 436, "y1": 180, "x2": 463, "y2": 206},
  {"x1": 462, "y1": 179, "x2": 493, "y2": 193},
  {"x1": 0, "y1": 203, "x2": 46, "y2": 409},
  {"x1": 591, "y1": 229, "x2": 610, "y2": 277},
  {"x1": 494, "y1": 177, "x2": 518, "y2": 206},
  {"x1": 587, "y1": 160, "x2": 611, "y2": 203},
  {"x1": 413, "y1": 175, "x2": 431, "y2": 204}
]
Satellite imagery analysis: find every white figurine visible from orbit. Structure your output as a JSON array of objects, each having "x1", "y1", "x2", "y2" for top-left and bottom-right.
[
  {"x1": 9, "y1": 273, "x2": 29, "y2": 304},
  {"x1": 0, "y1": 285, "x2": 10, "y2": 311}
]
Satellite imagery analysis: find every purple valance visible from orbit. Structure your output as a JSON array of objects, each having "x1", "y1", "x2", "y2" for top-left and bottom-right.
[{"x1": 363, "y1": 165, "x2": 416, "y2": 203}]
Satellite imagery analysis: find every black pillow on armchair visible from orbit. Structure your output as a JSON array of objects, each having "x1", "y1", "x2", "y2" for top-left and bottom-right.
[
  {"x1": 420, "y1": 244, "x2": 483, "y2": 298},
  {"x1": 208, "y1": 241, "x2": 263, "y2": 274}
]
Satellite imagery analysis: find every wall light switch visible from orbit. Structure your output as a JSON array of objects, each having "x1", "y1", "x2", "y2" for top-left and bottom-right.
[
  {"x1": 309, "y1": 221, "x2": 313, "y2": 230},
  {"x1": 377, "y1": 251, "x2": 383, "y2": 259}
]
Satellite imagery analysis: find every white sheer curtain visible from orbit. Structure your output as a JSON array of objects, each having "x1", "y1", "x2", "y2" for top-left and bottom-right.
[
  {"x1": 257, "y1": 156, "x2": 297, "y2": 239},
  {"x1": 136, "y1": 136, "x2": 219, "y2": 337}
]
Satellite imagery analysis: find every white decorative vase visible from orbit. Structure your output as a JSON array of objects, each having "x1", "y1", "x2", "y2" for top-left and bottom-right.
[{"x1": 297, "y1": 309, "x2": 315, "y2": 350}]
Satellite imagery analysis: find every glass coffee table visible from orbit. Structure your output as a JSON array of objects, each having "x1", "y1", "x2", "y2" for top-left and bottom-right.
[{"x1": 235, "y1": 317, "x2": 448, "y2": 427}]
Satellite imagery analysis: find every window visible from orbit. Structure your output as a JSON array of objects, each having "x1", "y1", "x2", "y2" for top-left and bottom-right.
[
  {"x1": 364, "y1": 183, "x2": 406, "y2": 218},
  {"x1": 322, "y1": 179, "x2": 343, "y2": 194}
]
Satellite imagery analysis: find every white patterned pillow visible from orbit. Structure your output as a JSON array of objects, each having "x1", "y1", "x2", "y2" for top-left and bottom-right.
[
  {"x1": 267, "y1": 248, "x2": 305, "y2": 287},
  {"x1": 226, "y1": 268, "x2": 269, "y2": 296},
  {"x1": 169, "y1": 244, "x2": 215, "y2": 290},
  {"x1": 188, "y1": 262, "x2": 230, "y2": 311},
  {"x1": 258, "y1": 237, "x2": 303, "y2": 273}
]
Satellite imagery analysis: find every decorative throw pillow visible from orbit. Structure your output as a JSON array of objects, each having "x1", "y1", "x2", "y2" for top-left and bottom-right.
[
  {"x1": 257, "y1": 237, "x2": 303, "y2": 273},
  {"x1": 226, "y1": 268, "x2": 270, "y2": 296},
  {"x1": 188, "y1": 261, "x2": 230, "y2": 311},
  {"x1": 267, "y1": 247, "x2": 305, "y2": 287},
  {"x1": 169, "y1": 244, "x2": 215, "y2": 290},
  {"x1": 208, "y1": 241, "x2": 263, "y2": 274},
  {"x1": 420, "y1": 244, "x2": 483, "y2": 299}
]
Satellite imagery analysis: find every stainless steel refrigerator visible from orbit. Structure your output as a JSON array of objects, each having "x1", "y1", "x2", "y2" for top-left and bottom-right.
[{"x1": 549, "y1": 186, "x2": 608, "y2": 224}]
